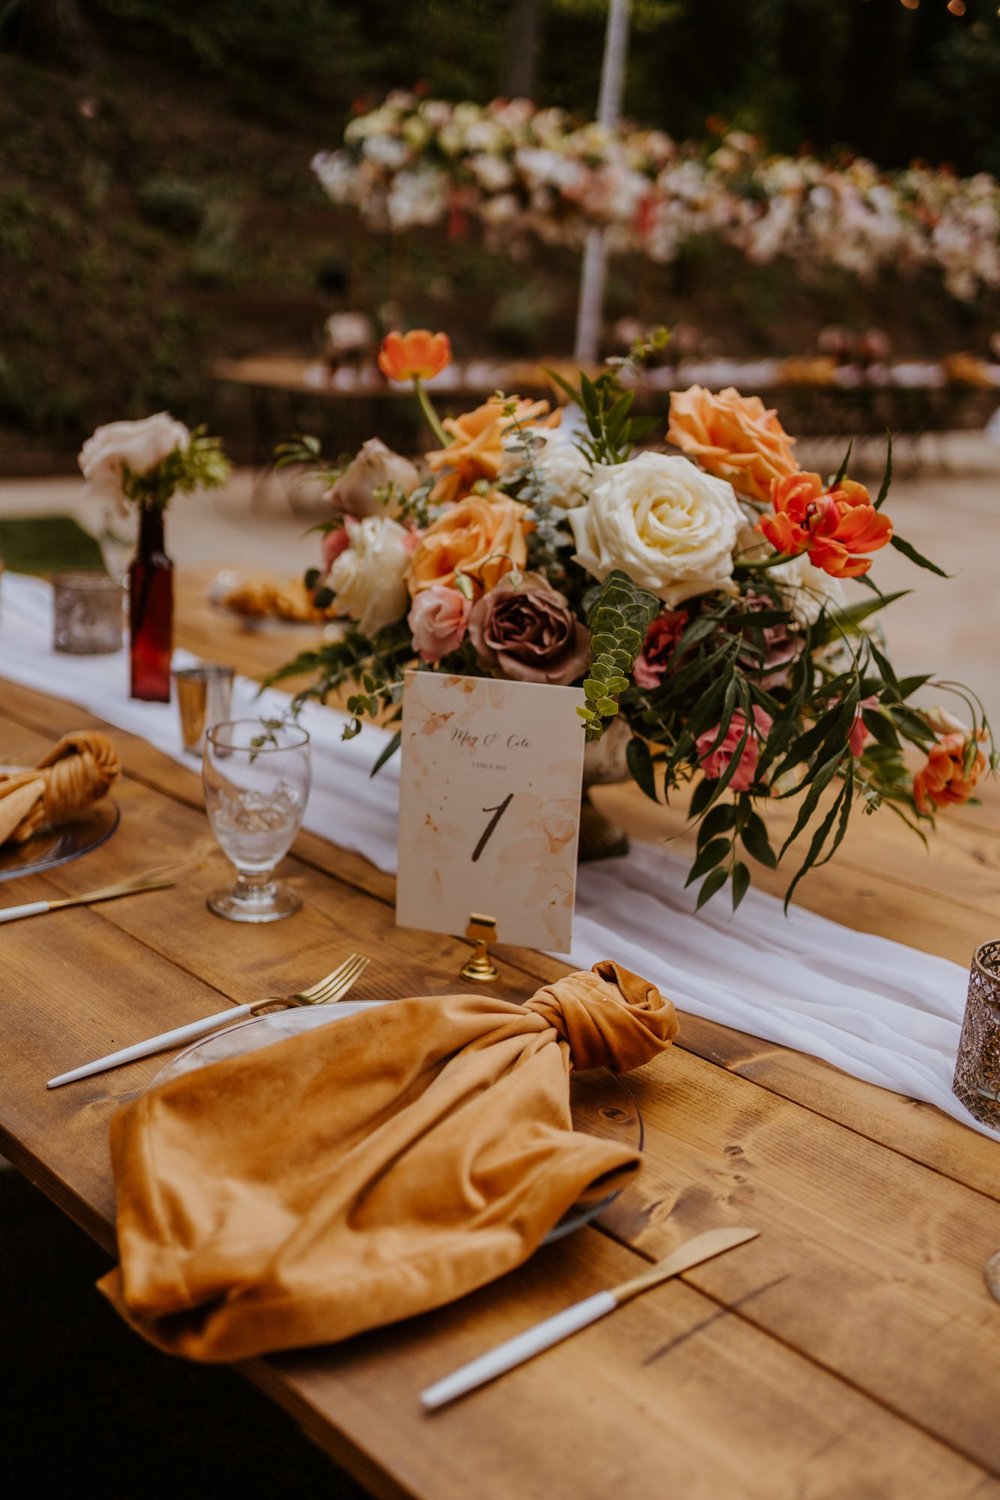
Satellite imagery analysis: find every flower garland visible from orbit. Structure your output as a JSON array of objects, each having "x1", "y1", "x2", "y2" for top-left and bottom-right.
[{"x1": 313, "y1": 92, "x2": 1000, "y2": 300}]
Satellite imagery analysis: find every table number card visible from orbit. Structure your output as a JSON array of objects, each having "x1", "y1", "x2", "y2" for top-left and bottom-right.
[{"x1": 396, "y1": 671, "x2": 586, "y2": 953}]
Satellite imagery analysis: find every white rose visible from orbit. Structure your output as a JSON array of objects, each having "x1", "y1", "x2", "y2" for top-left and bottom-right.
[
  {"x1": 536, "y1": 435, "x2": 591, "y2": 508},
  {"x1": 567, "y1": 453, "x2": 743, "y2": 606},
  {"x1": 330, "y1": 438, "x2": 420, "y2": 519},
  {"x1": 769, "y1": 551, "x2": 847, "y2": 625},
  {"x1": 499, "y1": 427, "x2": 591, "y2": 508},
  {"x1": 330, "y1": 516, "x2": 411, "y2": 636},
  {"x1": 78, "y1": 412, "x2": 190, "y2": 502}
]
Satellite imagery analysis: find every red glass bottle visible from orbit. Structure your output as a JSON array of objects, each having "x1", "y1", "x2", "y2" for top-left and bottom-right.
[{"x1": 128, "y1": 504, "x2": 173, "y2": 702}]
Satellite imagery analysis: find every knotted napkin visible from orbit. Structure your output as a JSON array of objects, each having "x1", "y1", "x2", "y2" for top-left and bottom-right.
[
  {"x1": 0, "y1": 730, "x2": 120, "y2": 844},
  {"x1": 99, "y1": 960, "x2": 678, "y2": 1362}
]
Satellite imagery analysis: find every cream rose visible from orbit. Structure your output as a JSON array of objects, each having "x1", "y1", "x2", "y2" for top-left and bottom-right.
[
  {"x1": 501, "y1": 427, "x2": 591, "y2": 508},
  {"x1": 567, "y1": 453, "x2": 743, "y2": 607},
  {"x1": 769, "y1": 551, "x2": 846, "y2": 626},
  {"x1": 329, "y1": 438, "x2": 420, "y2": 520},
  {"x1": 79, "y1": 413, "x2": 190, "y2": 503},
  {"x1": 330, "y1": 516, "x2": 411, "y2": 636}
]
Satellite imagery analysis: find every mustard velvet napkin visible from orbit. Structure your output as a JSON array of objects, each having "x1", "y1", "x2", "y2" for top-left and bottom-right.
[{"x1": 99, "y1": 961, "x2": 678, "y2": 1362}]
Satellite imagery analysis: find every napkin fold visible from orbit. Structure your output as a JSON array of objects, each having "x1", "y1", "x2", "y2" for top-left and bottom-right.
[
  {"x1": 0, "y1": 730, "x2": 120, "y2": 844},
  {"x1": 99, "y1": 960, "x2": 677, "y2": 1362}
]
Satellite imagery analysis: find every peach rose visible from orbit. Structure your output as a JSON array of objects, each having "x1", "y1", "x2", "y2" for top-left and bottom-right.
[
  {"x1": 913, "y1": 733, "x2": 986, "y2": 815},
  {"x1": 407, "y1": 491, "x2": 529, "y2": 596},
  {"x1": 668, "y1": 385, "x2": 798, "y2": 504},
  {"x1": 425, "y1": 395, "x2": 557, "y2": 505}
]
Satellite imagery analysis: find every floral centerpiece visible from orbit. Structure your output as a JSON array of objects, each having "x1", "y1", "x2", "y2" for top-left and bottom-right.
[
  {"x1": 79, "y1": 412, "x2": 230, "y2": 700},
  {"x1": 272, "y1": 331, "x2": 994, "y2": 910}
]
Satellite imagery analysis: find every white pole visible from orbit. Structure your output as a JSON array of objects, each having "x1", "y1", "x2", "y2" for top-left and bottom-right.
[{"x1": 573, "y1": 0, "x2": 631, "y2": 364}]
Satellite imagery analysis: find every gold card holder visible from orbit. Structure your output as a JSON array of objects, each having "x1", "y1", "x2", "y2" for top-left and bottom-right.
[{"x1": 461, "y1": 914, "x2": 499, "y2": 983}]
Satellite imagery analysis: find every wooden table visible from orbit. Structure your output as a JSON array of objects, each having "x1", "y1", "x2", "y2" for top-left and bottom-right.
[{"x1": 3, "y1": 578, "x2": 1000, "y2": 1500}]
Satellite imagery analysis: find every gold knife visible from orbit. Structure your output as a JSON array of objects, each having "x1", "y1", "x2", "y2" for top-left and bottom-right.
[
  {"x1": 0, "y1": 875, "x2": 175, "y2": 925},
  {"x1": 420, "y1": 1225, "x2": 759, "y2": 1411}
]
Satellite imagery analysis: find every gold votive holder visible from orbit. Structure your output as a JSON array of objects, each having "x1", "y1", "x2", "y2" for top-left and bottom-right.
[
  {"x1": 172, "y1": 664, "x2": 235, "y2": 756},
  {"x1": 953, "y1": 940, "x2": 1000, "y2": 1128},
  {"x1": 52, "y1": 569, "x2": 123, "y2": 654}
]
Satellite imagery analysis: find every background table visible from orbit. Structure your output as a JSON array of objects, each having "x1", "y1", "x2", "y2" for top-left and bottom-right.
[{"x1": 2, "y1": 589, "x2": 1000, "y2": 1499}]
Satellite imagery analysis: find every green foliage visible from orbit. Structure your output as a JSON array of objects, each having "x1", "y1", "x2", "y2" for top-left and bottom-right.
[
  {"x1": 579, "y1": 570, "x2": 660, "y2": 741},
  {"x1": 263, "y1": 619, "x2": 413, "y2": 743},
  {"x1": 548, "y1": 367, "x2": 658, "y2": 467},
  {"x1": 121, "y1": 427, "x2": 231, "y2": 510}
]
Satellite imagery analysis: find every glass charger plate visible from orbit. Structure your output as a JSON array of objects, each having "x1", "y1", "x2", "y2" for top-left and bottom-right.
[
  {"x1": 154, "y1": 1003, "x2": 643, "y2": 1244},
  {"x1": 0, "y1": 799, "x2": 120, "y2": 883}
]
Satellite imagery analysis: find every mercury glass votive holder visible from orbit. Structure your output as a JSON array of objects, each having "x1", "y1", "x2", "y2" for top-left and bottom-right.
[
  {"x1": 52, "y1": 569, "x2": 123, "y2": 654},
  {"x1": 953, "y1": 940, "x2": 1000, "y2": 1129}
]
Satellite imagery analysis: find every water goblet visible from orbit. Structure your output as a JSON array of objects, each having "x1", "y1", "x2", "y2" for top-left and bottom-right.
[{"x1": 203, "y1": 718, "x2": 311, "y2": 923}]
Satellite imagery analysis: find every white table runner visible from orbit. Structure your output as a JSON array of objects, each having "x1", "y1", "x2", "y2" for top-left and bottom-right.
[{"x1": 1, "y1": 570, "x2": 996, "y2": 1142}]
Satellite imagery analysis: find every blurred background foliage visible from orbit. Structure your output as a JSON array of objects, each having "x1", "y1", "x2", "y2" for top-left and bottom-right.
[{"x1": 1, "y1": 0, "x2": 999, "y2": 467}]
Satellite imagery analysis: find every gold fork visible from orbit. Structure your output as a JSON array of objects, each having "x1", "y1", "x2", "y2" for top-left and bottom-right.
[{"x1": 46, "y1": 953, "x2": 371, "y2": 1089}]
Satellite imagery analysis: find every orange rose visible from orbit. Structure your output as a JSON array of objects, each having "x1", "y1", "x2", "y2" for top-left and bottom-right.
[
  {"x1": 760, "y1": 471, "x2": 892, "y2": 579},
  {"x1": 667, "y1": 385, "x2": 799, "y2": 504},
  {"x1": 426, "y1": 395, "x2": 557, "y2": 505},
  {"x1": 377, "y1": 329, "x2": 451, "y2": 383},
  {"x1": 407, "y1": 492, "x2": 530, "y2": 596},
  {"x1": 913, "y1": 733, "x2": 986, "y2": 815}
]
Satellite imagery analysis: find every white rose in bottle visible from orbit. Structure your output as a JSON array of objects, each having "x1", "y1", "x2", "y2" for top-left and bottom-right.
[
  {"x1": 330, "y1": 515, "x2": 411, "y2": 636},
  {"x1": 78, "y1": 412, "x2": 190, "y2": 504},
  {"x1": 567, "y1": 452, "x2": 743, "y2": 607}
]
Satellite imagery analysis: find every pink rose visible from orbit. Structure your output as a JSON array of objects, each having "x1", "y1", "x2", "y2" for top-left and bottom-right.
[
  {"x1": 408, "y1": 585, "x2": 471, "y2": 663},
  {"x1": 848, "y1": 695, "x2": 879, "y2": 757},
  {"x1": 695, "y1": 705, "x2": 773, "y2": 793},
  {"x1": 321, "y1": 526, "x2": 351, "y2": 572},
  {"x1": 633, "y1": 610, "x2": 688, "y2": 690}
]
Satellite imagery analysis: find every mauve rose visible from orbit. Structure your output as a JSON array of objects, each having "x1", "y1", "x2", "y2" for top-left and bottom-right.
[
  {"x1": 633, "y1": 610, "x2": 688, "y2": 690},
  {"x1": 695, "y1": 705, "x2": 773, "y2": 793},
  {"x1": 330, "y1": 438, "x2": 420, "y2": 519},
  {"x1": 468, "y1": 573, "x2": 590, "y2": 686},
  {"x1": 737, "y1": 593, "x2": 799, "y2": 691},
  {"x1": 408, "y1": 585, "x2": 471, "y2": 663}
]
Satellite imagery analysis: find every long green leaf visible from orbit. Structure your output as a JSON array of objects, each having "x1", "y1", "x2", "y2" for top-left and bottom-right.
[
  {"x1": 369, "y1": 729, "x2": 402, "y2": 778},
  {"x1": 890, "y1": 533, "x2": 950, "y2": 578},
  {"x1": 626, "y1": 736, "x2": 658, "y2": 802},
  {"x1": 695, "y1": 865, "x2": 729, "y2": 910},
  {"x1": 874, "y1": 432, "x2": 893, "y2": 510},
  {"x1": 684, "y1": 837, "x2": 732, "y2": 886}
]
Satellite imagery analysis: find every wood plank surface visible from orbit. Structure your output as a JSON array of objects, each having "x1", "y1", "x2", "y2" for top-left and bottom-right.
[{"x1": 3, "y1": 612, "x2": 1000, "y2": 1499}]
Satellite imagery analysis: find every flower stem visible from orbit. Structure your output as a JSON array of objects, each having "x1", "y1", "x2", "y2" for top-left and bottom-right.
[
  {"x1": 733, "y1": 551, "x2": 795, "y2": 574},
  {"x1": 413, "y1": 377, "x2": 448, "y2": 446}
]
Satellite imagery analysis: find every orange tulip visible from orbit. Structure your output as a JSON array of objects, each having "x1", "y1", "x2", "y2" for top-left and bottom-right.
[
  {"x1": 913, "y1": 733, "x2": 985, "y2": 815},
  {"x1": 377, "y1": 329, "x2": 452, "y2": 383},
  {"x1": 759, "y1": 471, "x2": 892, "y2": 579}
]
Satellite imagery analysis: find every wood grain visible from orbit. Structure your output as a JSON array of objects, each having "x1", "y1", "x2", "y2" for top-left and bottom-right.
[{"x1": 4, "y1": 630, "x2": 1000, "y2": 1498}]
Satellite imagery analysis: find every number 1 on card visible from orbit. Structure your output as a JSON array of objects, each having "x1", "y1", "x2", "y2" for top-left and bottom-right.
[{"x1": 471, "y1": 793, "x2": 513, "y2": 862}]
